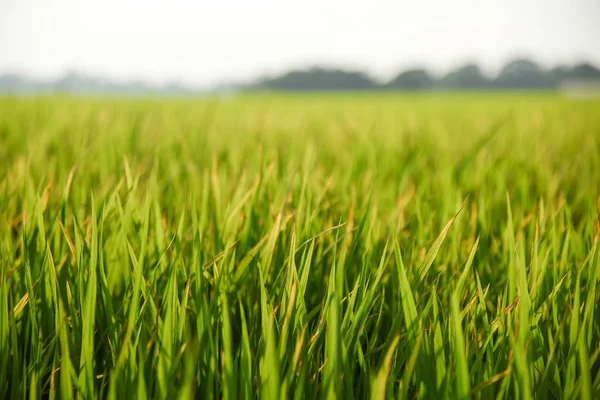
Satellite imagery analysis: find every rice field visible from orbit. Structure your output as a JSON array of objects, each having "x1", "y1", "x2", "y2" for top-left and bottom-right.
[{"x1": 1, "y1": 93, "x2": 599, "y2": 399}]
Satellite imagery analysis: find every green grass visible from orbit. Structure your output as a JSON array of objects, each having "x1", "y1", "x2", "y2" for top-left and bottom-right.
[{"x1": 1, "y1": 93, "x2": 599, "y2": 399}]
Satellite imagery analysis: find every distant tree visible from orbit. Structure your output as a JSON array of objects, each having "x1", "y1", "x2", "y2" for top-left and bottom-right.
[
  {"x1": 495, "y1": 58, "x2": 553, "y2": 88},
  {"x1": 439, "y1": 64, "x2": 489, "y2": 89},
  {"x1": 0, "y1": 74, "x2": 37, "y2": 92},
  {"x1": 567, "y1": 63, "x2": 600, "y2": 80},
  {"x1": 385, "y1": 69, "x2": 433, "y2": 90},
  {"x1": 548, "y1": 66, "x2": 569, "y2": 85},
  {"x1": 255, "y1": 67, "x2": 378, "y2": 91}
]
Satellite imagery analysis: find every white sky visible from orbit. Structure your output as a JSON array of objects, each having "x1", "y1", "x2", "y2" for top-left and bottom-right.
[{"x1": 1, "y1": 0, "x2": 599, "y2": 86}]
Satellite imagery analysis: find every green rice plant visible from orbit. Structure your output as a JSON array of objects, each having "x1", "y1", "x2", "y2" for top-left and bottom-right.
[{"x1": 0, "y1": 93, "x2": 599, "y2": 399}]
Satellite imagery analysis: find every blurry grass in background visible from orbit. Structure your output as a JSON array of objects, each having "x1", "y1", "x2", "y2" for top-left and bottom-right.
[{"x1": 1, "y1": 93, "x2": 599, "y2": 399}]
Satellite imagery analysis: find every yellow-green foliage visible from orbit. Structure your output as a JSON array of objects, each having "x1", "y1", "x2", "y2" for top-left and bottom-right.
[{"x1": 1, "y1": 94, "x2": 599, "y2": 399}]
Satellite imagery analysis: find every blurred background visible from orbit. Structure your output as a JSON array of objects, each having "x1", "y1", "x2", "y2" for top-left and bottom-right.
[{"x1": 1, "y1": 0, "x2": 599, "y2": 95}]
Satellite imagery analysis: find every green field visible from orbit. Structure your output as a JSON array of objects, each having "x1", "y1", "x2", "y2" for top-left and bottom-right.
[{"x1": 1, "y1": 94, "x2": 599, "y2": 399}]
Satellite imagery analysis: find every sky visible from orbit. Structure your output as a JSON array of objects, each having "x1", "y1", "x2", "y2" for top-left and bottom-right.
[{"x1": 1, "y1": 0, "x2": 599, "y2": 87}]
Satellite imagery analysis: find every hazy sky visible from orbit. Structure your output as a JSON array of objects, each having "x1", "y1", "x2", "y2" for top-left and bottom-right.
[{"x1": 1, "y1": 0, "x2": 599, "y2": 86}]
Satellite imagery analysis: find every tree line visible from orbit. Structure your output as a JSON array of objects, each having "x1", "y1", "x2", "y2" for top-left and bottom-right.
[
  {"x1": 250, "y1": 59, "x2": 600, "y2": 91},
  {"x1": 2, "y1": 58, "x2": 599, "y2": 94}
]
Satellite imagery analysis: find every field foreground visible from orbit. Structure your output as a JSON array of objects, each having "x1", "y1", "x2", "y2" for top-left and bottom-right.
[{"x1": 1, "y1": 94, "x2": 600, "y2": 399}]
